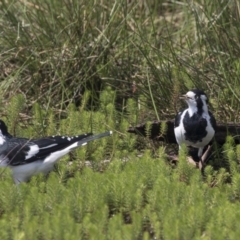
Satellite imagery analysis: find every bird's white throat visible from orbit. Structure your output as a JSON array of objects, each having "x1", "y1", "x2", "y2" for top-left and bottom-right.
[
  {"x1": 0, "y1": 131, "x2": 6, "y2": 145},
  {"x1": 187, "y1": 100, "x2": 209, "y2": 117}
]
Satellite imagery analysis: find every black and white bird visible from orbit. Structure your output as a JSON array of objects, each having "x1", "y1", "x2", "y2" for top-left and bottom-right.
[
  {"x1": 0, "y1": 120, "x2": 112, "y2": 184},
  {"x1": 174, "y1": 89, "x2": 216, "y2": 162}
]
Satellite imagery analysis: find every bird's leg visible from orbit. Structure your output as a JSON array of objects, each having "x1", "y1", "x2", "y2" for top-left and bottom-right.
[
  {"x1": 198, "y1": 148, "x2": 203, "y2": 159},
  {"x1": 198, "y1": 147, "x2": 204, "y2": 170}
]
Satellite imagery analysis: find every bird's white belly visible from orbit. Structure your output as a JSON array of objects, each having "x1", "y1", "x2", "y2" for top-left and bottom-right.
[{"x1": 10, "y1": 161, "x2": 55, "y2": 184}]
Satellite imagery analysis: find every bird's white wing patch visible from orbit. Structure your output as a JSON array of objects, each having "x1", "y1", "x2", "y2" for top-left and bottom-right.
[
  {"x1": 0, "y1": 135, "x2": 5, "y2": 145},
  {"x1": 39, "y1": 143, "x2": 58, "y2": 149},
  {"x1": 43, "y1": 141, "x2": 78, "y2": 164},
  {"x1": 25, "y1": 145, "x2": 39, "y2": 160}
]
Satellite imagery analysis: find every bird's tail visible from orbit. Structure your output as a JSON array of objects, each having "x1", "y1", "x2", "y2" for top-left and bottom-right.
[{"x1": 77, "y1": 131, "x2": 112, "y2": 146}]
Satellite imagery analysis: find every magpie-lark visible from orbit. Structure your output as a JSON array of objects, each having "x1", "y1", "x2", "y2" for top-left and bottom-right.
[
  {"x1": 174, "y1": 89, "x2": 216, "y2": 161},
  {"x1": 0, "y1": 120, "x2": 112, "y2": 183}
]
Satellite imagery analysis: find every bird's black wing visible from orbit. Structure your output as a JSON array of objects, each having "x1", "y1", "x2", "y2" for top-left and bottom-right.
[
  {"x1": 3, "y1": 133, "x2": 93, "y2": 166},
  {"x1": 183, "y1": 112, "x2": 208, "y2": 143}
]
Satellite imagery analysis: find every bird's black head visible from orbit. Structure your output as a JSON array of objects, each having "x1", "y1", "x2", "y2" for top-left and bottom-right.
[
  {"x1": 191, "y1": 89, "x2": 208, "y2": 106},
  {"x1": 191, "y1": 89, "x2": 208, "y2": 102},
  {"x1": 0, "y1": 120, "x2": 11, "y2": 137}
]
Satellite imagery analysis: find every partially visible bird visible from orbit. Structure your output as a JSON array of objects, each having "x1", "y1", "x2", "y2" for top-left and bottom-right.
[
  {"x1": 174, "y1": 89, "x2": 216, "y2": 162},
  {"x1": 0, "y1": 120, "x2": 112, "y2": 183}
]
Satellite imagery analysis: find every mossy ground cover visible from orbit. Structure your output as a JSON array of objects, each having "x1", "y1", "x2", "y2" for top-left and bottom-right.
[
  {"x1": 0, "y1": 90, "x2": 239, "y2": 239},
  {"x1": 1, "y1": 138, "x2": 240, "y2": 240},
  {"x1": 1, "y1": 0, "x2": 240, "y2": 239}
]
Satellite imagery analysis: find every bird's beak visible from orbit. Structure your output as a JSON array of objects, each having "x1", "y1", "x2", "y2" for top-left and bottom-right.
[{"x1": 179, "y1": 94, "x2": 187, "y2": 100}]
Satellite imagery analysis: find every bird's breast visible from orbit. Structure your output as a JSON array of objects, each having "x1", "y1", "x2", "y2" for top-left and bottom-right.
[{"x1": 175, "y1": 110, "x2": 215, "y2": 148}]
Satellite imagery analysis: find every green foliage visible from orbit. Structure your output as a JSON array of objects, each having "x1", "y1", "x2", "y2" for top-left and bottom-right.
[
  {"x1": 2, "y1": 89, "x2": 240, "y2": 239},
  {"x1": 6, "y1": 94, "x2": 25, "y2": 134},
  {"x1": 176, "y1": 144, "x2": 197, "y2": 184},
  {"x1": 46, "y1": 109, "x2": 56, "y2": 136},
  {"x1": 126, "y1": 98, "x2": 137, "y2": 124},
  {"x1": 1, "y1": 0, "x2": 240, "y2": 122},
  {"x1": 2, "y1": 86, "x2": 240, "y2": 239},
  {"x1": 0, "y1": 135, "x2": 240, "y2": 239},
  {"x1": 160, "y1": 121, "x2": 167, "y2": 137},
  {"x1": 145, "y1": 121, "x2": 152, "y2": 139}
]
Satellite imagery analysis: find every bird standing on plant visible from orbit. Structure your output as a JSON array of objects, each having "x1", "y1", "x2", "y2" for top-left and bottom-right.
[
  {"x1": 0, "y1": 120, "x2": 112, "y2": 184},
  {"x1": 174, "y1": 89, "x2": 216, "y2": 162}
]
